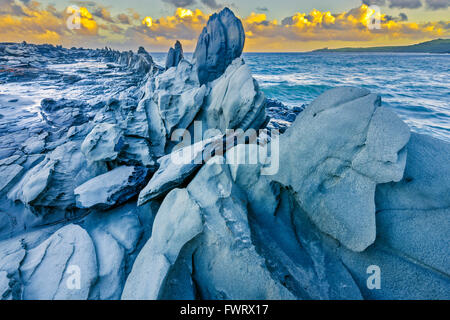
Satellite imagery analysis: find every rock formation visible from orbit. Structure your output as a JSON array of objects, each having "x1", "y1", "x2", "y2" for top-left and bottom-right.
[
  {"x1": 0, "y1": 8, "x2": 448, "y2": 300},
  {"x1": 165, "y1": 41, "x2": 184, "y2": 70},
  {"x1": 193, "y1": 8, "x2": 245, "y2": 85}
]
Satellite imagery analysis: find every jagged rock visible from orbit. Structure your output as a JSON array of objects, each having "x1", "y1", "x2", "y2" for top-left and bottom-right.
[
  {"x1": 185, "y1": 161, "x2": 295, "y2": 299},
  {"x1": 0, "y1": 271, "x2": 10, "y2": 300},
  {"x1": 138, "y1": 135, "x2": 223, "y2": 205},
  {"x1": 272, "y1": 87, "x2": 410, "y2": 252},
  {"x1": 84, "y1": 205, "x2": 144, "y2": 300},
  {"x1": 165, "y1": 41, "x2": 184, "y2": 70},
  {"x1": 139, "y1": 98, "x2": 167, "y2": 158},
  {"x1": 155, "y1": 60, "x2": 207, "y2": 136},
  {"x1": 115, "y1": 47, "x2": 157, "y2": 75},
  {"x1": 194, "y1": 8, "x2": 245, "y2": 85},
  {"x1": 40, "y1": 98, "x2": 88, "y2": 128},
  {"x1": 81, "y1": 123, "x2": 124, "y2": 163},
  {"x1": 74, "y1": 166, "x2": 149, "y2": 209},
  {"x1": 122, "y1": 188, "x2": 202, "y2": 300},
  {"x1": 23, "y1": 133, "x2": 47, "y2": 154},
  {"x1": 8, "y1": 141, "x2": 106, "y2": 211},
  {"x1": 226, "y1": 144, "x2": 363, "y2": 299},
  {"x1": 128, "y1": 161, "x2": 296, "y2": 299},
  {"x1": 0, "y1": 164, "x2": 24, "y2": 194},
  {"x1": 19, "y1": 224, "x2": 97, "y2": 300},
  {"x1": 199, "y1": 58, "x2": 267, "y2": 133},
  {"x1": 118, "y1": 137, "x2": 156, "y2": 168}
]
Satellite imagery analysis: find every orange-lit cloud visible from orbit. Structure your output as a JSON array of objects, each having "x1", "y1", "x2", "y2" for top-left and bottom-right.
[
  {"x1": 0, "y1": 2, "x2": 448, "y2": 51},
  {"x1": 241, "y1": 5, "x2": 448, "y2": 50}
]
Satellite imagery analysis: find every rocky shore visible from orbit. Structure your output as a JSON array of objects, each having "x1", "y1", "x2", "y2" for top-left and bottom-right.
[{"x1": 0, "y1": 8, "x2": 448, "y2": 300}]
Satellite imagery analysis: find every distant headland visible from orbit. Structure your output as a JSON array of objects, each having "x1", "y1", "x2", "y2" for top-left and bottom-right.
[{"x1": 313, "y1": 39, "x2": 450, "y2": 53}]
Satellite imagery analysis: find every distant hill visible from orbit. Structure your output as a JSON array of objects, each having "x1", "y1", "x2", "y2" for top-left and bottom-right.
[{"x1": 313, "y1": 39, "x2": 450, "y2": 53}]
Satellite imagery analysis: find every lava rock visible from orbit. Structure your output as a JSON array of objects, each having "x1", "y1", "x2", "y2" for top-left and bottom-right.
[{"x1": 194, "y1": 8, "x2": 245, "y2": 85}]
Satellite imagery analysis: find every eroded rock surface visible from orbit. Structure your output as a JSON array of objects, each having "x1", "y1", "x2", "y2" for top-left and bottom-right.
[
  {"x1": 0, "y1": 7, "x2": 448, "y2": 301},
  {"x1": 194, "y1": 7, "x2": 245, "y2": 85},
  {"x1": 272, "y1": 87, "x2": 410, "y2": 252}
]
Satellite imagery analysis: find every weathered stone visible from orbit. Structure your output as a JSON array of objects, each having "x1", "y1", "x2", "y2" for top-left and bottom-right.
[
  {"x1": 272, "y1": 87, "x2": 410, "y2": 252},
  {"x1": 194, "y1": 8, "x2": 245, "y2": 85},
  {"x1": 74, "y1": 166, "x2": 149, "y2": 209},
  {"x1": 165, "y1": 41, "x2": 184, "y2": 70}
]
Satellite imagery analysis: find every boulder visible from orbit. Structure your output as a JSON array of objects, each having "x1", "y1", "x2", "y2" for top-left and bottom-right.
[
  {"x1": 376, "y1": 133, "x2": 450, "y2": 211},
  {"x1": 74, "y1": 166, "x2": 149, "y2": 209},
  {"x1": 19, "y1": 224, "x2": 97, "y2": 300},
  {"x1": 226, "y1": 144, "x2": 362, "y2": 299},
  {"x1": 272, "y1": 87, "x2": 410, "y2": 252},
  {"x1": 194, "y1": 8, "x2": 245, "y2": 85},
  {"x1": 331, "y1": 132, "x2": 450, "y2": 299}
]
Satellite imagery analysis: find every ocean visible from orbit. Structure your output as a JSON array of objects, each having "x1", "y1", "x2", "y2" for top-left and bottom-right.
[{"x1": 154, "y1": 52, "x2": 450, "y2": 142}]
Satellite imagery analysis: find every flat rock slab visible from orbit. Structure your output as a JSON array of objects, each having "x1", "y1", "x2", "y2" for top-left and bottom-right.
[{"x1": 75, "y1": 166, "x2": 149, "y2": 209}]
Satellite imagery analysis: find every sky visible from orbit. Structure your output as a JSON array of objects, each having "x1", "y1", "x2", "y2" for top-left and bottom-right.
[{"x1": 0, "y1": 0, "x2": 449, "y2": 52}]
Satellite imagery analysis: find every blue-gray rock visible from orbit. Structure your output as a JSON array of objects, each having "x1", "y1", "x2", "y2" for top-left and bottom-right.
[
  {"x1": 81, "y1": 123, "x2": 124, "y2": 163},
  {"x1": 193, "y1": 8, "x2": 245, "y2": 85},
  {"x1": 74, "y1": 166, "x2": 149, "y2": 209},
  {"x1": 19, "y1": 224, "x2": 97, "y2": 300},
  {"x1": 272, "y1": 87, "x2": 410, "y2": 252},
  {"x1": 8, "y1": 141, "x2": 107, "y2": 211},
  {"x1": 198, "y1": 58, "x2": 267, "y2": 133},
  {"x1": 84, "y1": 204, "x2": 144, "y2": 300},
  {"x1": 165, "y1": 41, "x2": 184, "y2": 70},
  {"x1": 122, "y1": 188, "x2": 202, "y2": 300},
  {"x1": 137, "y1": 135, "x2": 223, "y2": 205}
]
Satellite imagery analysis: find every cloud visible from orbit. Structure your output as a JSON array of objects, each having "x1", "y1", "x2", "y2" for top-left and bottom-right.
[
  {"x1": 241, "y1": 4, "x2": 448, "y2": 50},
  {"x1": 162, "y1": 0, "x2": 197, "y2": 7},
  {"x1": 388, "y1": 0, "x2": 422, "y2": 9},
  {"x1": 425, "y1": 0, "x2": 450, "y2": 9},
  {"x1": 399, "y1": 12, "x2": 408, "y2": 20},
  {"x1": 117, "y1": 13, "x2": 131, "y2": 24},
  {"x1": 93, "y1": 7, "x2": 114, "y2": 23},
  {"x1": 0, "y1": 3, "x2": 448, "y2": 51},
  {"x1": 0, "y1": 0, "x2": 27, "y2": 16},
  {"x1": 362, "y1": 0, "x2": 387, "y2": 5},
  {"x1": 138, "y1": 8, "x2": 207, "y2": 40},
  {"x1": 0, "y1": 2, "x2": 100, "y2": 45},
  {"x1": 200, "y1": 0, "x2": 223, "y2": 9}
]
